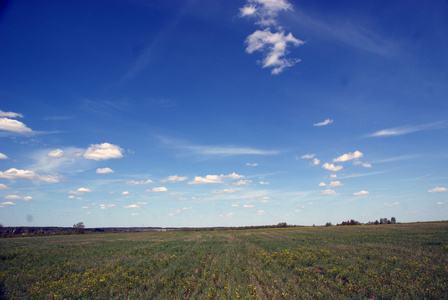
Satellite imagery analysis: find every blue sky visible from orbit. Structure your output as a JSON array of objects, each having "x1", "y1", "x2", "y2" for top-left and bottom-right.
[{"x1": 0, "y1": 0, "x2": 447, "y2": 227}]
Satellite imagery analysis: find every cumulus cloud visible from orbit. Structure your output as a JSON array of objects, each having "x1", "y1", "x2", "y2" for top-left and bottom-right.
[
  {"x1": 243, "y1": 204, "x2": 255, "y2": 208},
  {"x1": 96, "y1": 167, "x2": 114, "y2": 174},
  {"x1": 0, "y1": 168, "x2": 63, "y2": 183},
  {"x1": 83, "y1": 143, "x2": 123, "y2": 160},
  {"x1": 361, "y1": 162, "x2": 372, "y2": 168},
  {"x1": 126, "y1": 179, "x2": 153, "y2": 185},
  {"x1": 121, "y1": 191, "x2": 129, "y2": 195},
  {"x1": 257, "y1": 210, "x2": 267, "y2": 215},
  {"x1": 150, "y1": 187, "x2": 168, "y2": 192},
  {"x1": 428, "y1": 186, "x2": 448, "y2": 193},
  {"x1": 99, "y1": 204, "x2": 116, "y2": 210},
  {"x1": 245, "y1": 29, "x2": 303, "y2": 74},
  {"x1": 0, "y1": 153, "x2": 9, "y2": 159},
  {"x1": 188, "y1": 173, "x2": 244, "y2": 184},
  {"x1": 1, "y1": 201, "x2": 15, "y2": 206},
  {"x1": 333, "y1": 151, "x2": 363, "y2": 162},
  {"x1": 320, "y1": 189, "x2": 336, "y2": 195},
  {"x1": 240, "y1": 0, "x2": 292, "y2": 26},
  {"x1": 312, "y1": 158, "x2": 320, "y2": 166},
  {"x1": 259, "y1": 181, "x2": 270, "y2": 185},
  {"x1": 77, "y1": 187, "x2": 91, "y2": 193},
  {"x1": 318, "y1": 182, "x2": 326, "y2": 187},
  {"x1": 160, "y1": 175, "x2": 187, "y2": 183},
  {"x1": 353, "y1": 190, "x2": 369, "y2": 196},
  {"x1": 328, "y1": 181, "x2": 344, "y2": 188},
  {"x1": 233, "y1": 180, "x2": 253, "y2": 186},
  {"x1": 313, "y1": 119, "x2": 333, "y2": 127},
  {"x1": 240, "y1": 0, "x2": 303, "y2": 74},
  {"x1": 123, "y1": 204, "x2": 140, "y2": 209},
  {"x1": 301, "y1": 154, "x2": 315, "y2": 159},
  {"x1": 0, "y1": 117, "x2": 32, "y2": 133},
  {"x1": 322, "y1": 163, "x2": 343, "y2": 172},
  {"x1": 3, "y1": 195, "x2": 21, "y2": 200},
  {"x1": 384, "y1": 202, "x2": 400, "y2": 207},
  {"x1": 212, "y1": 189, "x2": 237, "y2": 194},
  {"x1": 0, "y1": 183, "x2": 9, "y2": 189},
  {"x1": 47, "y1": 149, "x2": 64, "y2": 158}
]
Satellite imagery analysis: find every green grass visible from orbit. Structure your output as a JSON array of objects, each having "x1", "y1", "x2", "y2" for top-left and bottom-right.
[{"x1": 1, "y1": 222, "x2": 447, "y2": 299}]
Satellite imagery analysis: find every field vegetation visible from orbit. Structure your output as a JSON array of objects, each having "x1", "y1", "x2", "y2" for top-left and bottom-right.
[{"x1": 1, "y1": 222, "x2": 447, "y2": 299}]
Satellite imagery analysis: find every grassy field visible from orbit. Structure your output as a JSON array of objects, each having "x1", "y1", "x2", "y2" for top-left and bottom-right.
[{"x1": 1, "y1": 222, "x2": 447, "y2": 299}]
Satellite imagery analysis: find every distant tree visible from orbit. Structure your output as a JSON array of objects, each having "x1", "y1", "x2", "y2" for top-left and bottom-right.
[
  {"x1": 277, "y1": 222, "x2": 287, "y2": 228},
  {"x1": 73, "y1": 222, "x2": 85, "y2": 234},
  {"x1": 391, "y1": 217, "x2": 396, "y2": 224},
  {"x1": 325, "y1": 222, "x2": 332, "y2": 227}
]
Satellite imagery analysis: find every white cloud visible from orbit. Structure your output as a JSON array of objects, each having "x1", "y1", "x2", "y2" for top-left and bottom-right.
[
  {"x1": 320, "y1": 189, "x2": 336, "y2": 195},
  {"x1": 23, "y1": 196, "x2": 33, "y2": 201},
  {"x1": 0, "y1": 168, "x2": 63, "y2": 183},
  {"x1": 361, "y1": 162, "x2": 372, "y2": 168},
  {"x1": 366, "y1": 122, "x2": 444, "y2": 138},
  {"x1": 187, "y1": 145, "x2": 279, "y2": 156},
  {"x1": 47, "y1": 149, "x2": 64, "y2": 158},
  {"x1": 224, "y1": 172, "x2": 244, "y2": 179},
  {"x1": 313, "y1": 119, "x2": 333, "y2": 127},
  {"x1": 0, "y1": 117, "x2": 32, "y2": 133},
  {"x1": 333, "y1": 151, "x2": 363, "y2": 162},
  {"x1": 245, "y1": 163, "x2": 258, "y2": 167},
  {"x1": 0, "y1": 184, "x2": 9, "y2": 189},
  {"x1": 1, "y1": 201, "x2": 15, "y2": 206},
  {"x1": 428, "y1": 187, "x2": 448, "y2": 193},
  {"x1": 83, "y1": 143, "x2": 123, "y2": 160},
  {"x1": 160, "y1": 175, "x2": 187, "y2": 183},
  {"x1": 301, "y1": 154, "x2": 315, "y2": 159},
  {"x1": 99, "y1": 204, "x2": 116, "y2": 210},
  {"x1": 136, "y1": 202, "x2": 147, "y2": 205},
  {"x1": 126, "y1": 179, "x2": 153, "y2": 185},
  {"x1": 0, "y1": 153, "x2": 9, "y2": 159},
  {"x1": 259, "y1": 181, "x2": 270, "y2": 185},
  {"x1": 67, "y1": 195, "x2": 75, "y2": 199},
  {"x1": 312, "y1": 158, "x2": 320, "y2": 166},
  {"x1": 96, "y1": 167, "x2": 114, "y2": 174},
  {"x1": 212, "y1": 189, "x2": 237, "y2": 194},
  {"x1": 81, "y1": 206, "x2": 89, "y2": 209},
  {"x1": 77, "y1": 187, "x2": 91, "y2": 193},
  {"x1": 328, "y1": 181, "x2": 344, "y2": 188},
  {"x1": 233, "y1": 180, "x2": 253, "y2": 186},
  {"x1": 322, "y1": 163, "x2": 343, "y2": 172},
  {"x1": 245, "y1": 29, "x2": 303, "y2": 74},
  {"x1": 384, "y1": 202, "x2": 400, "y2": 207},
  {"x1": 353, "y1": 190, "x2": 369, "y2": 196},
  {"x1": 188, "y1": 173, "x2": 243, "y2": 185},
  {"x1": 150, "y1": 187, "x2": 168, "y2": 192},
  {"x1": 169, "y1": 209, "x2": 181, "y2": 216},
  {"x1": 121, "y1": 191, "x2": 129, "y2": 195},
  {"x1": 243, "y1": 204, "x2": 254, "y2": 208},
  {"x1": 131, "y1": 213, "x2": 139, "y2": 216},
  {"x1": 123, "y1": 204, "x2": 139, "y2": 209},
  {"x1": 240, "y1": 0, "x2": 293, "y2": 27},
  {"x1": 257, "y1": 210, "x2": 267, "y2": 215},
  {"x1": 0, "y1": 109, "x2": 23, "y2": 118},
  {"x1": 4, "y1": 195, "x2": 21, "y2": 200},
  {"x1": 318, "y1": 182, "x2": 326, "y2": 187}
]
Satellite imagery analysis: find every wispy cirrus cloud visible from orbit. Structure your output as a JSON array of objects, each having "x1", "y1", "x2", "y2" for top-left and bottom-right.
[
  {"x1": 366, "y1": 122, "x2": 445, "y2": 138},
  {"x1": 157, "y1": 135, "x2": 279, "y2": 157}
]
